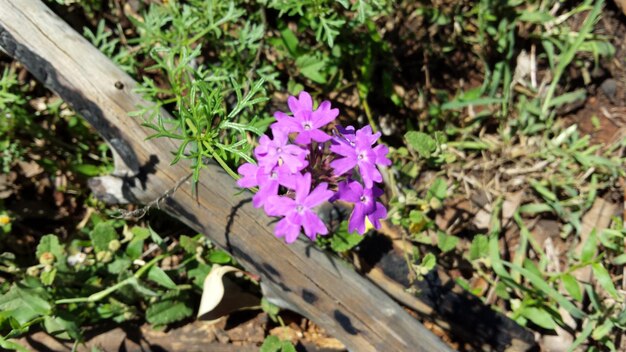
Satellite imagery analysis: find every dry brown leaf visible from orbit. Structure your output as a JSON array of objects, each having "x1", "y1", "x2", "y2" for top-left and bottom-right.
[{"x1": 197, "y1": 264, "x2": 260, "y2": 324}]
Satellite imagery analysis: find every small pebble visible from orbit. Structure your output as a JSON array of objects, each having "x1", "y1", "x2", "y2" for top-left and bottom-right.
[{"x1": 600, "y1": 78, "x2": 617, "y2": 101}]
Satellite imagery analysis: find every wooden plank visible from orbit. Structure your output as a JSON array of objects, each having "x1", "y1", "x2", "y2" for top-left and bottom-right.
[{"x1": 0, "y1": 1, "x2": 451, "y2": 351}]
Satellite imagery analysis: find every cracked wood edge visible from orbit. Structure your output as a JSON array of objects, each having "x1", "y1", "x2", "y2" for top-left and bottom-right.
[{"x1": 0, "y1": 1, "x2": 452, "y2": 351}]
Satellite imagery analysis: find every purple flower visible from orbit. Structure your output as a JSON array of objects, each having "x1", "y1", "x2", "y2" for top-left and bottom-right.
[
  {"x1": 237, "y1": 163, "x2": 294, "y2": 209},
  {"x1": 272, "y1": 91, "x2": 339, "y2": 145},
  {"x1": 333, "y1": 125, "x2": 356, "y2": 145},
  {"x1": 255, "y1": 127, "x2": 308, "y2": 173},
  {"x1": 335, "y1": 180, "x2": 387, "y2": 234},
  {"x1": 288, "y1": 90, "x2": 313, "y2": 114},
  {"x1": 330, "y1": 125, "x2": 391, "y2": 188},
  {"x1": 266, "y1": 173, "x2": 333, "y2": 243}
]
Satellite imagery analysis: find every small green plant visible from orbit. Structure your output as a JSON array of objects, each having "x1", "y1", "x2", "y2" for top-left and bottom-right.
[
  {"x1": 259, "y1": 335, "x2": 296, "y2": 352},
  {"x1": 0, "y1": 212, "x2": 236, "y2": 348}
]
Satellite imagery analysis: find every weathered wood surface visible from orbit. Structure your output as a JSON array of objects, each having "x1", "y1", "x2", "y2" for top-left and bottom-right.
[{"x1": 0, "y1": 1, "x2": 451, "y2": 351}]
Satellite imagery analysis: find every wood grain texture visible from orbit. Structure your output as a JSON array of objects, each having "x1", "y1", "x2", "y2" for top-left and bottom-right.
[{"x1": 0, "y1": 1, "x2": 451, "y2": 351}]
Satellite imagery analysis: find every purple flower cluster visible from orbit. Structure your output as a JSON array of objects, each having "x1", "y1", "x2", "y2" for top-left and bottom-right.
[{"x1": 237, "y1": 91, "x2": 391, "y2": 243}]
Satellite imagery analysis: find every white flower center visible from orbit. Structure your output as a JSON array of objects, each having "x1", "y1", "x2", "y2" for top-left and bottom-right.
[
  {"x1": 303, "y1": 122, "x2": 312, "y2": 130},
  {"x1": 296, "y1": 205, "x2": 304, "y2": 213}
]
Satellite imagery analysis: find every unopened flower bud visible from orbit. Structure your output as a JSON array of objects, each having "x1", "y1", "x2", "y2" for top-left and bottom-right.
[
  {"x1": 26, "y1": 266, "x2": 40, "y2": 277},
  {"x1": 67, "y1": 252, "x2": 87, "y2": 267},
  {"x1": 0, "y1": 214, "x2": 10, "y2": 225},
  {"x1": 39, "y1": 252, "x2": 55, "y2": 265},
  {"x1": 96, "y1": 250, "x2": 113, "y2": 263},
  {"x1": 429, "y1": 197, "x2": 442, "y2": 210},
  {"x1": 108, "y1": 239, "x2": 121, "y2": 252}
]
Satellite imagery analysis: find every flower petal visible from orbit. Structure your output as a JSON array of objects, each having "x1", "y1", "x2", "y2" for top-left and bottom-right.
[
  {"x1": 294, "y1": 173, "x2": 312, "y2": 203},
  {"x1": 367, "y1": 202, "x2": 387, "y2": 230},
  {"x1": 302, "y1": 210, "x2": 328, "y2": 239},
  {"x1": 280, "y1": 152, "x2": 307, "y2": 173},
  {"x1": 237, "y1": 163, "x2": 259, "y2": 188},
  {"x1": 335, "y1": 180, "x2": 361, "y2": 203},
  {"x1": 309, "y1": 129, "x2": 332, "y2": 143},
  {"x1": 275, "y1": 217, "x2": 301, "y2": 243},
  {"x1": 330, "y1": 157, "x2": 357, "y2": 177},
  {"x1": 253, "y1": 180, "x2": 279, "y2": 208},
  {"x1": 312, "y1": 101, "x2": 339, "y2": 128},
  {"x1": 348, "y1": 203, "x2": 366, "y2": 234},
  {"x1": 358, "y1": 161, "x2": 376, "y2": 188},
  {"x1": 265, "y1": 195, "x2": 295, "y2": 216},
  {"x1": 329, "y1": 142, "x2": 355, "y2": 158},
  {"x1": 288, "y1": 91, "x2": 313, "y2": 114},
  {"x1": 273, "y1": 112, "x2": 301, "y2": 133},
  {"x1": 374, "y1": 144, "x2": 391, "y2": 166},
  {"x1": 303, "y1": 182, "x2": 333, "y2": 208}
]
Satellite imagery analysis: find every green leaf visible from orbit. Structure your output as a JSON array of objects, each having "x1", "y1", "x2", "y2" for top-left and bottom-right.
[
  {"x1": 126, "y1": 227, "x2": 150, "y2": 260},
  {"x1": 279, "y1": 28, "x2": 299, "y2": 57},
  {"x1": 591, "y1": 263, "x2": 620, "y2": 300},
  {"x1": 561, "y1": 274, "x2": 583, "y2": 302},
  {"x1": 0, "y1": 284, "x2": 51, "y2": 325},
  {"x1": 503, "y1": 262, "x2": 585, "y2": 319},
  {"x1": 131, "y1": 226, "x2": 151, "y2": 241},
  {"x1": 128, "y1": 277, "x2": 158, "y2": 297},
  {"x1": 40, "y1": 268, "x2": 57, "y2": 286},
  {"x1": 613, "y1": 253, "x2": 626, "y2": 265},
  {"x1": 0, "y1": 337, "x2": 30, "y2": 352},
  {"x1": 73, "y1": 163, "x2": 101, "y2": 176},
  {"x1": 421, "y1": 253, "x2": 436, "y2": 271},
  {"x1": 260, "y1": 336, "x2": 282, "y2": 352},
  {"x1": 108, "y1": 256, "x2": 131, "y2": 274},
  {"x1": 581, "y1": 229, "x2": 597, "y2": 263},
  {"x1": 520, "y1": 306, "x2": 556, "y2": 330},
  {"x1": 188, "y1": 263, "x2": 212, "y2": 289},
  {"x1": 90, "y1": 222, "x2": 118, "y2": 252},
  {"x1": 404, "y1": 131, "x2": 436, "y2": 158},
  {"x1": 592, "y1": 319, "x2": 614, "y2": 341},
  {"x1": 469, "y1": 235, "x2": 489, "y2": 260},
  {"x1": 568, "y1": 319, "x2": 594, "y2": 352},
  {"x1": 207, "y1": 250, "x2": 232, "y2": 264},
  {"x1": 330, "y1": 221, "x2": 364, "y2": 252},
  {"x1": 179, "y1": 235, "x2": 199, "y2": 255},
  {"x1": 530, "y1": 181, "x2": 557, "y2": 202},
  {"x1": 295, "y1": 54, "x2": 327, "y2": 84},
  {"x1": 147, "y1": 266, "x2": 177, "y2": 289},
  {"x1": 146, "y1": 299, "x2": 193, "y2": 326},
  {"x1": 36, "y1": 234, "x2": 65, "y2": 264},
  {"x1": 261, "y1": 297, "x2": 280, "y2": 322},
  {"x1": 280, "y1": 341, "x2": 297, "y2": 352},
  {"x1": 35, "y1": 235, "x2": 67, "y2": 270},
  {"x1": 148, "y1": 226, "x2": 164, "y2": 245},
  {"x1": 437, "y1": 231, "x2": 458, "y2": 253},
  {"x1": 43, "y1": 315, "x2": 80, "y2": 340},
  {"x1": 428, "y1": 178, "x2": 447, "y2": 200},
  {"x1": 315, "y1": 15, "x2": 344, "y2": 47},
  {"x1": 616, "y1": 307, "x2": 626, "y2": 327},
  {"x1": 547, "y1": 89, "x2": 586, "y2": 109},
  {"x1": 518, "y1": 10, "x2": 554, "y2": 23},
  {"x1": 523, "y1": 258, "x2": 542, "y2": 278},
  {"x1": 495, "y1": 282, "x2": 510, "y2": 300},
  {"x1": 441, "y1": 97, "x2": 502, "y2": 110}
]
